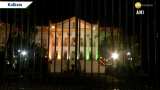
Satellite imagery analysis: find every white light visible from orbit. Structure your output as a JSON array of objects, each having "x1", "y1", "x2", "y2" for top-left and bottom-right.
[
  {"x1": 6, "y1": 61, "x2": 10, "y2": 64},
  {"x1": 18, "y1": 49, "x2": 21, "y2": 52},
  {"x1": 45, "y1": 56, "x2": 48, "y2": 58},
  {"x1": 127, "y1": 52, "x2": 131, "y2": 56},
  {"x1": 128, "y1": 57, "x2": 133, "y2": 61},
  {"x1": 111, "y1": 52, "x2": 119, "y2": 60},
  {"x1": 77, "y1": 55, "x2": 79, "y2": 60},
  {"x1": 57, "y1": 52, "x2": 61, "y2": 60},
  {"x1": 51, "y1": 25, "x2": 55, "y2": 29},
  {"x1": 67, "y1": 54, "x2": 70, "y2": 60},
  {"x1": 24, "y1": 58, "x2": 27, "y2": 61},
  {"x1": 93, "y1": 26, "x2": 96, "y2": 31},
  {"x1": 21, "y1": 50, "x2": 27, "y2": 56},
  {"x1": 13, "y1": 55, "x2": 16, "y2": 58}
]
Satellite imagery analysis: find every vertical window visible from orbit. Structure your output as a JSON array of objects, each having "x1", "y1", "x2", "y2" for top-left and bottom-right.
[
  {"x1": 43, "y1": 39, "x2": 47, "y2": 47},
  {"x1": 64, "y1": 51, "x2": 67, "y2": 60},
  {"x1": 72, "y1": 22, "x2": 75, "y2": 29},
  {"x1": 71, "y1": 37, "x2": 75, "y2": 46},
  {"x1": 80, "y1": 38, "x2": 83, "y2": 46},
  {"x1": 64, "y1": 37, "x2": 68, "y2": 46}
]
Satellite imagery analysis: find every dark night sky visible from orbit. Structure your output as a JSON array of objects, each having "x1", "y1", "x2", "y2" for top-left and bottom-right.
[
  {"x1": 0, "y1": 0, "x2": 155, "y2": 30},
  {"x1": 0, "y1": 0, "x2": 135, "y2": 26}
]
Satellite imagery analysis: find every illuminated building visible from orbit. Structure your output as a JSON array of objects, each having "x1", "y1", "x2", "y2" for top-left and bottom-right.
[{"x1": 35, "y1": 17, "x2": 123, "y2": 73}]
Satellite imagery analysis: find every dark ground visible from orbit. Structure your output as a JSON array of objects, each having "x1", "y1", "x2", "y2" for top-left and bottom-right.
[{"x1": 0, "y1": 72, "x2": 157, "y2": 90}]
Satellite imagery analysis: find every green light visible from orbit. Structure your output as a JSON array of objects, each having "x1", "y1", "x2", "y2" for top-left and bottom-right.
[
  {"x1": 96, "y1": 49, "x2": 99, "y2": 61},
  {"x1": 86, "y1": 51, "x2": 90, "y2": 60},
  {"x1": 86, "y1": 48, "x2": 90, "y2": 60}
]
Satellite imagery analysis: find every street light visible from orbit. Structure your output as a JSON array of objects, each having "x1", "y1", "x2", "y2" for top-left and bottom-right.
[
  {"x1": 111, "y1": 52, "x2": 119, "y2": 60},
  {"x1": 17, "y1": 49, "x2": 21, "y2": 53},
  {"x1": 126, "y1": 52, "x2": 131, "y2": 56},
  {"x1": 20, "y1": 50, "x2": 28, "y2": 56}
]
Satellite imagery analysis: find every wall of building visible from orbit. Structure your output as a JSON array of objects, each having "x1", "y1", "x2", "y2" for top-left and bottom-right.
[
  {"x1": 35, "y1": 17, "x2": 123, "y2": 73},
  {"x1": 0, "y1": 23, "x2": 10, "y2": 48}
]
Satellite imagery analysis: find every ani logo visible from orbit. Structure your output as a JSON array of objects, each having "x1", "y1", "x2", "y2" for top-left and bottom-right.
[{"x1": 135, "y1": 2, "x2": 144, "y2": 15}]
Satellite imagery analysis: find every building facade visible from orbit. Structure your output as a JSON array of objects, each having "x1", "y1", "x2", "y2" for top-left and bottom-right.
[{"x1": 35, "y1": 17, "x2": 123, "y2": 73}]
